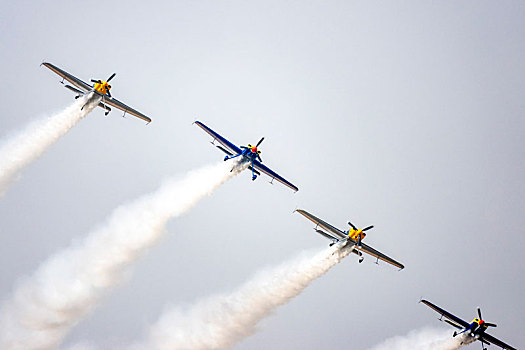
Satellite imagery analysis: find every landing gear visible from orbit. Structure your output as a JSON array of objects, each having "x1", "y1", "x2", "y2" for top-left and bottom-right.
[
  {"x1": 224, "y1": 156, "x2": 229, "y2": 161},
  {"x1": 453, "y1": 331, "x2": 457, "y2": 337},
  {"x1": 105, "y1": 111, "x2": 109, "y2": 116},
  {"x1": 359, "y1": 256, "x2": 364, "y2": 263},
  {"x1": 250, "y1": 158, "x2": 257, "y2": 181},
  {"x1": 75, "y1": 95, "x2": 80, "y2": 99}
]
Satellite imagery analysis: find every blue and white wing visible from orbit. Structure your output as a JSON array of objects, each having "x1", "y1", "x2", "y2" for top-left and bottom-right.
[
  {"x1": 194, "y1": 121, "x2": 242, "y2": 155},
  {"x1": 252, "y1": 159, "x2": 298, "y2": 192},
  {"x1": 421, "y1": 300, "x2": 470, "y2": 328},
  {"x1": 479, "y1": 333, "x2": 516, "y2": 350}
]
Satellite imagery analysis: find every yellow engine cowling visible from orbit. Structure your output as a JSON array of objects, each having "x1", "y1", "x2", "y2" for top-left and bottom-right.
[
  {"x1": 348, "y1": 229, "x2": 366, "y2": 241},
  {"x1": 94, "y1": 81, "x2": 111, "y2": 95}
]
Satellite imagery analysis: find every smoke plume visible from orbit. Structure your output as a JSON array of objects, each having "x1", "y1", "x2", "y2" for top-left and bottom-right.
[
  {"x1": 143, "y1": 244, "x2": 352, "y2": 350},
  {"x1": 0, "y1": 95, "x2": 100, "y2": 195},
  {"x1": 369, "y1": 327, "x2": 472, "y2": 350},
  {"x1": 0, "y1": 160, "x2": 245, "y2": 350}
]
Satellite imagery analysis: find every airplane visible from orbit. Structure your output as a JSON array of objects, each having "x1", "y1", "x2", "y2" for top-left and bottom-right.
[
  {"x1": 41, "y1": 62, "x2": 151, "y2": 123},
  {"x1": 421, "y1": 299, "x2": 516, "y2": 350},
  {"x1": 295, "y1": 209, "x2": 404, "y2": 269},
  {"x1": 194, "y1": 121, "x2": 298, "y2": 192}
]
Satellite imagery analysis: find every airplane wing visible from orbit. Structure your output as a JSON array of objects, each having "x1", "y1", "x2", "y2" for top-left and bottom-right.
[
  {"x1": 295, "y1": 209, "x2": 347, "y2": 239},
  {"x1": 357, "y1": 243, "x2": 405, "y2": 269},
  {"x1": 102, "y1": 97, "x2": 151, "y2": 123},
  {"x1": 480, "y1": 333, "x2": 517, "y2": 350},
  {"x1": 420, "y1": 300, "x2": 470, "y2": 329},
  {"x1": 194, "y1": 121, "x2": 242, "y2": 155},
  {"x1": 42, "y1": 62, "x2": 92, "y2": 93},
  {"x1": 252, "y1": 159, "x2": 298, "y2": 192}
]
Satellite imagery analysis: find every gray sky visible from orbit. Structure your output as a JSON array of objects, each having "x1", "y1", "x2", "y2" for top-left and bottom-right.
[{"x1": 1, "y1": 1, "x2": 524, "y2": 349}]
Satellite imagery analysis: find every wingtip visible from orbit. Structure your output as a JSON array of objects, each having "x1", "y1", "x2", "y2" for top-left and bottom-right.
[{"x1": 295, "y1": 208, "x2": 305, "y2": 215}]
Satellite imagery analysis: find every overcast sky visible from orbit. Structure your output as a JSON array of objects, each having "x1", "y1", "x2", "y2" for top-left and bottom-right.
[{"x1": 0, "y1": 1, "x2": 523, "y2": 349}]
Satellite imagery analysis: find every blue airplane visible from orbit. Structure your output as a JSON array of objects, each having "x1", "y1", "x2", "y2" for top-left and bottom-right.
[
  {"x1": 421, "y1": 299, "x2": 516, "y2": 350},
  {"x1": 194, "y1": 121, "x2": 298, "y2": 192}
]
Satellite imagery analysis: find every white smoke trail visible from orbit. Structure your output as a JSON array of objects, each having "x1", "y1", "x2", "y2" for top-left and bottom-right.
[
  {"x1": 0, "y1": 94, "x2": 100, "y2": 195},
  {"x1": 369, "y1": 327, "x2": 472, "y2": 350},
  {"x1": 0, "y1": 160, "x2": 245, "y2": 350},
  {"x1": 143, "y1": 244, "x2": 353, "y2": 350}
]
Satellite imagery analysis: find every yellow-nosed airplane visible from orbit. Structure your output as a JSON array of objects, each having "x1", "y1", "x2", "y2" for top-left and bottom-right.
[
  {"x1": 42, "y1": 62, "x2": 151, "y2": 124},
  {"x1": 295, "y1": 209, "x2": 404, "y2": 269}
]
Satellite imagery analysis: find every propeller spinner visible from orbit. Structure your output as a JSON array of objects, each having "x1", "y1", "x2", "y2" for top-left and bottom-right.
[{"x1": 247, "y1": 137, "x2": 264, "y2": 162}]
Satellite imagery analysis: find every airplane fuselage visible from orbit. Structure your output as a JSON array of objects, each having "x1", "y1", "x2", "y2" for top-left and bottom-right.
[
  {"x1": 241, "y1": 149, "x2": 258, "y2": 161},
  {"x1": 223, "y1": 147, "x2": 261, "y2": 180},
  {"x1": 455, "y1": 319, "x2": 488, "y2": 340}
]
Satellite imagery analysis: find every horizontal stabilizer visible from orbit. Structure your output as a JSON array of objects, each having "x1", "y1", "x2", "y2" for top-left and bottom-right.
[
  {"x1": 444, "y1": 319, "x2": 463, "y2": 329},
  {"x1": 98, "y1": 103, "x2": 111, "y2": 112},
  {"x1": 248, "y1": 166, "x2": 261, "y2": 176},
  {"x1": 64, "y1": 85, "x2": 84, "y2": 95},
  {"x1": 315, "y1": 229, "x2": 339, "y2": 242},
  {"x1": 216, "y1": 145, "x2": 233, "y2": 155}
]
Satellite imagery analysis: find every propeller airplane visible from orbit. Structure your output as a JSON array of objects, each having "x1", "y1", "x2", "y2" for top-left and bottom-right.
[
  {"x1": 421, "y1": 299, "x2": 516, "y2": 350},
  {"x1": 194, "y1": 121, "x2": 298, "y2": 192},
  {"x1": 295, "y1": 209, "x2": 404, "y2": 269},
  {"x1": 41, "y1": 62, "x2": 151, "y2": 123}
]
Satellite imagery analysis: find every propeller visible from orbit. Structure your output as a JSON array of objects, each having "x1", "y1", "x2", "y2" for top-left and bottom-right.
[
  {"x1": 256, "y1": 137, "x2": 264, "y2": 147},
  {"x1": 362, "y1": 225, "x2": 374, "y2": 231},
  {"x1": 476, "y1": 307, "x2": 497, "y2": 327},
  {"x1": 90, "y1": 73, "x2": 116, "y2": 84},
  {"x1": 347, "y1": 221, "x2": 357, "y2": 230}
]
